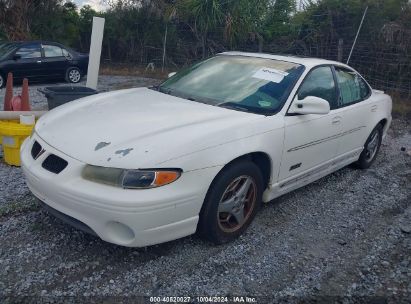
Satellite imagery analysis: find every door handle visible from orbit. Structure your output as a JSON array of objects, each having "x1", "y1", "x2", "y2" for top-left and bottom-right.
[
  {"x1": 332, "y1": 116, "x2": 342, "y2": 125},
  {"x1": 37, "y1": 60, "x2": 42, "y2": 63}
]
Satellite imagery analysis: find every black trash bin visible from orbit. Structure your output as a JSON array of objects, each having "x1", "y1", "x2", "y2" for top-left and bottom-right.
[{"x1": 38, "y1": 86, "x2": 98, "y2": 110}]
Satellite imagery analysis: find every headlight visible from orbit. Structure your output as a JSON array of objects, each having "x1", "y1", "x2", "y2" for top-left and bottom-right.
[{"x1": 82, "y1": 165, "x2": 182, "y2": 189}]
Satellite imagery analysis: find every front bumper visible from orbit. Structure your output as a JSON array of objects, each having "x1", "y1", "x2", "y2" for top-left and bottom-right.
[
  {"x1": 21, "y1": 135, "x2": 221, "y2": 247},
  {"x1": 39, "y1": 200, "x2": 98, "y2": 236},
  {"x1": 382, "y1": 115, "x2": 392, "y2": 140}
]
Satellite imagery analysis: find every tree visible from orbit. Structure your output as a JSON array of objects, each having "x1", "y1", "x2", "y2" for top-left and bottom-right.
[
  {"x1": 221, "y1": 0, "x2": 270, "y2": 49},
  {"x1": 178, "y1": 0, "x2": 223, "y2": 57},
  {"x1": 78, "y1": 5, "x2": 99, "y2": 51},
  {"x1": 263, "y1": 0, "x2": 296, "y2": 39}
]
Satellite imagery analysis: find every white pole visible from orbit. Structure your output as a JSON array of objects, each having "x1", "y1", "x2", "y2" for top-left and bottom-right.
[
  {"x1": 86, "y1": 17, "x2": 105, "y2": 90},
  {"x1": 347, "y1": 6, "x2": 368, "y2": 65}
]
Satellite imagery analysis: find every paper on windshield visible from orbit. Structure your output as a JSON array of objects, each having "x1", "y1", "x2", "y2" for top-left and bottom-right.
[{"x1": 252, "y1": 67, "x2": 289, "y2": 83}]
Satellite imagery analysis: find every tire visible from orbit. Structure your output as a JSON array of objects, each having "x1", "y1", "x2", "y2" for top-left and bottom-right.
[
  {"x1": 65, "y1": 67, "x2": 82, "y2": 84},
  {"x1": 0, "y1": 73, "x2": 4, "y2": 89},
  {"x1": 355, "y1": 124, "x2": 383, "y2": 169},
  {"x1": 198, "y1": 160, "x2": 264, "y2": 244}
]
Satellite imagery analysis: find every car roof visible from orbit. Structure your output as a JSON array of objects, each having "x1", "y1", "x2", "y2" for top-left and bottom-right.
[
  {"x1": 15, "y1": 40, "x2": 60, "y2": 44},
  {"x1": 220, "y1": 51, "x2": 351, "y2": 69},
  {"x1": 5, "y1": 40, "x2": 63, "y2": 46}
]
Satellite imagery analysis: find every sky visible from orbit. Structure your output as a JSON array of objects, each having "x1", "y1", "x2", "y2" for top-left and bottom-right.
[{"x1": 73, "y1": 0, "x2": 111, "y2": 11}]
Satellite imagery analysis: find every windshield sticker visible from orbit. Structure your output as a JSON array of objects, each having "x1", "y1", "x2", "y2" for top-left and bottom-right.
[
  {"x1": 252, "y1": 68, "x2": 289, "y2": 83},
  {"x1": 258, "y1": 100, "x2": 272, "y2": 107}
]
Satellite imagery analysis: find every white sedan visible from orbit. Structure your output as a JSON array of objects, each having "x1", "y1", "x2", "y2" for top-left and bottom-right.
[{"x1": 21, "y1": 52, "x2": 392, "y2": 247}]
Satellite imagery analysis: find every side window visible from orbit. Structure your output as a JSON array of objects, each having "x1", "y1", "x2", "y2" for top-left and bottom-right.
[
  {"x1": 335, "y1": 67, "x2": 370, "y2": 106},
  {"x1": 298, "y1": 66, "x2": 338, "y2": 110},
  {"x1": 43, "y1": 45, "x2": 64, "y2": 57},
  {"x1": 15, "y1": 43, "x2": 41, "y2": 59}
]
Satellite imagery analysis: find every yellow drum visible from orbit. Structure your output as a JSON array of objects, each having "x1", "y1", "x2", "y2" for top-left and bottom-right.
[{"x1": 0, "y1": 120, "x2": 34, "y2": 166}]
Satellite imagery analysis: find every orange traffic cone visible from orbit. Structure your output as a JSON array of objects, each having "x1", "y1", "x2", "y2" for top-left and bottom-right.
[
  {"x1": 11, "y1": 95, "x2": 22, "y2": 111},
  {"x1": 21, "y1": 78, "x2": 31, "y2": 111},
  {"x1": 4, "y1": 72, "x2": 13, "y2": 111}
]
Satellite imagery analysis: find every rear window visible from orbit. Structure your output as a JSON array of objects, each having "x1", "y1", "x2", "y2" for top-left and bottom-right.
[{"x1": 43, "y1": 45, "x2": 64, "y2": 57}]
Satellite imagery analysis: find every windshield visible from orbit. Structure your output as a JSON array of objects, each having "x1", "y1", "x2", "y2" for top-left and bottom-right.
[
  {"x1": 158, "y1": 55, "x2": 304, "y2": 115},
  {"x1": 0, "y1": 43, "x2": 17, "y2": 59}
]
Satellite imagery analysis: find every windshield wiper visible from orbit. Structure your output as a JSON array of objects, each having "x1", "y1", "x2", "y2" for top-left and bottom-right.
[
  {"x1": 158, "y1": 87, "x2": 196, "y2": 101},
  {"x1": 155, "y1": 87, "x2": 243, "y2": 110},
  {"x1": 217, "y1": 102, "x2": 250, "y2": 113},
  {"x1": 157, "y1": 88, "x2": 213, "y2": 105},
  {"x1": 158, "y1": 87, "x2": 174, "y2": 95}
]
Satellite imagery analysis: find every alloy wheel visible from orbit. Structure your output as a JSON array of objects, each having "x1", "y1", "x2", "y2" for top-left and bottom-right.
[
  {"x1": 365, "y1": 129, "x2": 380, "y2": 162},
  {"x1": 218, "y1": 175, "x2": 257, "y2": 233},
  {"x1": 69, "y1": 69, "x2": 81, "y2": 83}
]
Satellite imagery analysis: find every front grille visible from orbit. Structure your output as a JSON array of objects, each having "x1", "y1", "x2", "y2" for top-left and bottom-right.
[
  {"x1": 31, "y1": 141, "x2": 42, "y2": 159},
  {"x1": 42, "y1": 154, "x2": 68, "y2": 174}
]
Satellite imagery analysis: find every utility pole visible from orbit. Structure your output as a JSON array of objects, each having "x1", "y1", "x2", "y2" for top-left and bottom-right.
[
  {"x1": 162, "y1": 23, "x2": 168, "y2": 72},
  {"x1": 337, "y1": 39, "x2": 344, "y2": 62},
  {"x1": 347, "y1": 6, "x2": 368, "y2": 65}
]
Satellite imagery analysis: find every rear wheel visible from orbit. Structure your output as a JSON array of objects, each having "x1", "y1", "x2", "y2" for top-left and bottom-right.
[
  {"x1": 198, "y1": 160, "x2": 263, "y2": 244},
  {"x1": 65, "y1": 67, "x2": 82, "y2": 84},
  {"x1": 355, "y1": 124, "x2": 383, "y2": 169}
]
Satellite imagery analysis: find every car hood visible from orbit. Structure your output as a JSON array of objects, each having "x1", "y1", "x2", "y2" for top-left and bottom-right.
[{"x1": 35, "y1": 88, "x2": 270, "y2": 168}]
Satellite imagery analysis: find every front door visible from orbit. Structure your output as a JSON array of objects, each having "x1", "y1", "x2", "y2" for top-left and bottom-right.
[
  {"x1": 11, "y1": 43, "x2": 44, "y2": 80},
  {"x1": 279, "y1": 66, "x2": 342, "y2": 182}
]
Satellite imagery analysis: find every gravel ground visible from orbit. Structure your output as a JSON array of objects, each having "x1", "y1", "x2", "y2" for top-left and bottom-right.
[{"x1": 0, "y1": 77, "x2": 410, "y2": 303}]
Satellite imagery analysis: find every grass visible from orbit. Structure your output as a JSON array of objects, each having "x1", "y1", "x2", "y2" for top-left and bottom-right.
[
  {"x1": 30, "y1": 221, "x2": 44, "y2": 232},
  {"x1": 391, "y1": 92, "x2": 411, "y2": 120},
  {"x1": 0, "y1": 197, "x2": 40, "y2": 218},
  {"x1": 100, "y1": 64, "x2": 170, "y2": 80}
]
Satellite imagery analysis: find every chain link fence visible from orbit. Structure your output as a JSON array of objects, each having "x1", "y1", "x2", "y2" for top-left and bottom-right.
[{"x1": 101, "y1": 20, "x2": 411, "y2": 99}]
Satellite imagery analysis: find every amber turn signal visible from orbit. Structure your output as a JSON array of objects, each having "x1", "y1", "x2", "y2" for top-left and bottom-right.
[{"x1": 153, "y1": 171, "x2": 181, "y2": 187}]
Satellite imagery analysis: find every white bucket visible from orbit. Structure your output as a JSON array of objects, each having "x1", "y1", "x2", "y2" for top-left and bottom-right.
[{"x1": 19, "y1": 114, "x2": 35, "y2": 125}]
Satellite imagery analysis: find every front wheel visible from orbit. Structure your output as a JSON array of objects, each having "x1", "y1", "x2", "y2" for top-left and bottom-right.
[
  {"x1": 355, "y1": 124, "x2": 383, "y2": 169},
  {"x1": 65, "y1": 67, "x2": 82, "y2": 84},
  {"x1": 198, "y1": 160, "x2": 263, "y2": 244}
]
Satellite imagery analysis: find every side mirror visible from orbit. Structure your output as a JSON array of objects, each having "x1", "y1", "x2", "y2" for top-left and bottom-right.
[
  {"x1": 288, "y1": 96, "x2": 330, "y2": 115},
  {"x1": 168, "y1": 72, "x2": 177, "y2": 78},
  {"x1": 13, "y1": 54, "x2": 21, "y2": 61}
]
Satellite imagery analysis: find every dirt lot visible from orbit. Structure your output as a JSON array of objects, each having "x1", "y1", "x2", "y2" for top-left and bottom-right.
[{"x1": 0, "y1": 77, "x2": 410, "y2": 303}]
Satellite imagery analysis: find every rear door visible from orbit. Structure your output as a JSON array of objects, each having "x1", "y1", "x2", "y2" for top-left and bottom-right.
[
  {"x1": 41, "y1": 44, "x2": 69, "y2": 78},
  {"x1": 11, "y1": 43, "x2": 44, "y2": 80},
  {"x1": 333, "y1": 66, "x2": 373, "y2": 158}
]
